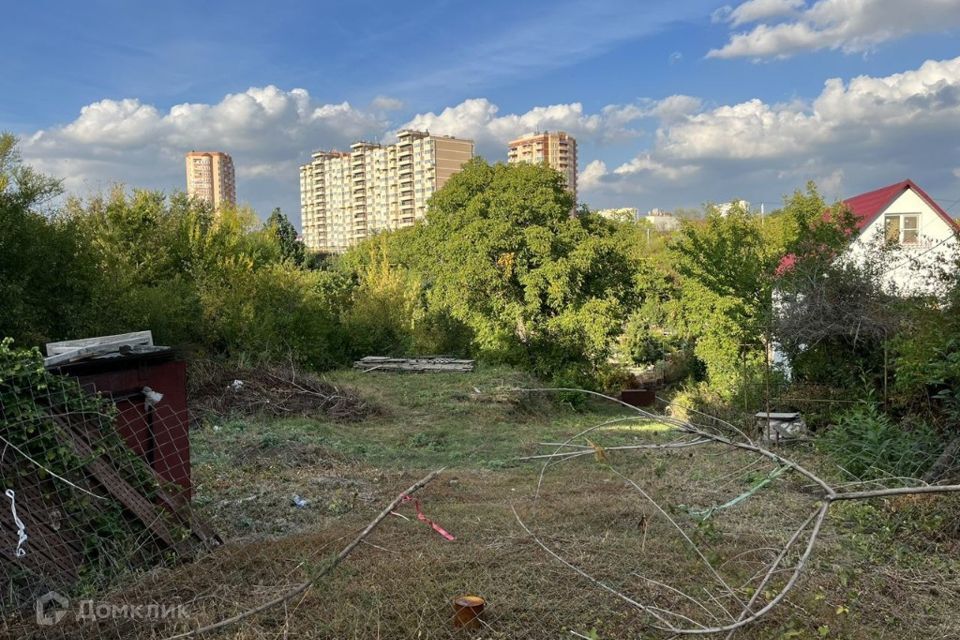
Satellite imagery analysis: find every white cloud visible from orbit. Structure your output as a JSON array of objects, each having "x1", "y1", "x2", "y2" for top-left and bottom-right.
[
  {"x1": 614, "y1": 154, "x2": 699, "y2": 180},
  {"x1": 370, "y1": 95, "x2": 404, "y2": 111},
  {"x1": 22, "y1": 85, "x2": 387, "y2": 212},
  {"x1": 582, "y1": 56, "x2": 960, "y2": 211},
  {"x1": 727, "y1": 0, "x2": 805, "y2": 26},
  {"x1": 17, "y1": 56, "x2": 960, "y2": 221},
  {"x1": 19, "y1": 90, "x2": 651, "y2": 219},
  {"x1": 398, "y1": 98, "x2": 646, "y2": 156},
  {"x1": 642, "y1": 95, "x2": 704, "y2": 124},
  {"x1": 709, "y1": 0, "x2": 960, "y2": 59},
  {"x1": 580, "y1": 160, "x2": 609, "y2": 191}
]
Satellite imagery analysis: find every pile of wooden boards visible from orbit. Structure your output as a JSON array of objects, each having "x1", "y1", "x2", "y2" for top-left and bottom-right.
[
  {"x1": 354, "y1": 356, "x2": 475, "y2": 373},
  {"x1": 43, "y1": 330, "x2": 161, "y2": 367}
]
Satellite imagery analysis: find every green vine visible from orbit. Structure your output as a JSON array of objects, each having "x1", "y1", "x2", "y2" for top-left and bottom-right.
[{"x1": 0, "y1": 338, "x2": 170, "y2": 595}]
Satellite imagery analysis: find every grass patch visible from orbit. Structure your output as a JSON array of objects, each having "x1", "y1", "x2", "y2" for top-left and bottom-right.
[{"x1": 17, "y1": 364, "x2": 960, "y2": 639}]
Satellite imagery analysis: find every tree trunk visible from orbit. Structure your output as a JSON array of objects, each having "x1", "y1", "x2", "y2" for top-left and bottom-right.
[{"x1": 922, "y1": 435, "x2": 960, "y2": 483}]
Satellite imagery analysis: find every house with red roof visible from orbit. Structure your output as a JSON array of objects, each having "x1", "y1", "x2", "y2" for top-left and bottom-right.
[
  {"x1": 836, "y1": 179, "x2": 958, "y2": 296},
  {"x1": 771, "y1": 180, "x2": 958, "y2": 376}
]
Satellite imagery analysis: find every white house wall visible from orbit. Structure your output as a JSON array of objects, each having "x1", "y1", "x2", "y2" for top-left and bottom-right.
[{"x1": 843, "y1": 189, "x2": 958, "y2": 296}]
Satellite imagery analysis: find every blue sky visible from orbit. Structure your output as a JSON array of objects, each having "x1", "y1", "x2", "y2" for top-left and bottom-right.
[{"x1": 5, "y1": 0, "x2": 960, "y2": 221}]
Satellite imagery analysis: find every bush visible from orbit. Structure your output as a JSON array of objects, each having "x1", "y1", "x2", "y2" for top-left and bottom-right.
[
  {"x1": 621, "y1": 314, "x2": 667, "y2": 365},
  {"x1": 200, "y1": 261, "x2": 351, "y2": 369},
  {"x1": 817, "y1": 403, "x2": 942, "y2": 480}
]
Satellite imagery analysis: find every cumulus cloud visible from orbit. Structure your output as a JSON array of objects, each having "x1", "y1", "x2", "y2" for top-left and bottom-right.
[
  {"x1": 614, "y1": 154, "x2": 699, "y2": 180},
  {"x1": 397, "y1": 98, "x2": 646, "y2": 157},
  {"x1": 713, "y1": 0, "x2": 805, "y2": 26},
  {"x1": 22, "y1": 85, "x2": 388, "y2": 212},
  {"x1": 709, "y1": 0, "x2": 960, "y2": 59},
  {"x1": 370, "y1": 95, "x2": 404, "y2": 111},
  {"x1": 579, "y1": 160, "x2": 609, "y2": 191},
  {"x1": 582, "y1": 56, "x2": 960, "y2": 211},
  {"x1": 19, "y1": 89, "x2": 651, "y2": 218},
  {"x1": 17, "y1": 56, "x2": 960, "y2": 220}
]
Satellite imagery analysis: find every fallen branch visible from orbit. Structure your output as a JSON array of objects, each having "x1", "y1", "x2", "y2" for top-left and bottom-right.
[
  {"x1": 162, "y1": 468, "x2": 445, "y2": 640},
  {"x1": 514, "y1": 386, "x2": 960, "y2": 638}
]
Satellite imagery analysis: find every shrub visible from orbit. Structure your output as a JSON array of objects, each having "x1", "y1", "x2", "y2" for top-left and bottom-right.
[
  {"x1": 621, "y1": 314, "x2": 666, "y2": 365},
  {"x1": 817, "y1": 403, "x2": 942, "y2": 480},
  {"x1": 200, "y1": 261, "x2": 351, "y2": 369}
]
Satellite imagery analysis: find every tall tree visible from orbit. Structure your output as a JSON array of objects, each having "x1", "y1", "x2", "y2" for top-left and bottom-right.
[
  {"x1": 0, "y1": 134, "x2": 98, "y2": 345},
  {"x1": 669, "y1": 183, "x2": 855, "y2": 394},
  {"x1": 265, "y1": 207, "x2": 304, "y2": 265},
  {"x1": 408, "y1": 158, "x2": 641, "y2": 384}
]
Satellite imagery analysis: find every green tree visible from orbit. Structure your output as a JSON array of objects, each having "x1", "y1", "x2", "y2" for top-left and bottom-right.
[
  {"x1": 406, "y1": 159, "x2": 641, "y2": 385},
  {"x1": 669, "y1": 183, "x2": 855, "y2": 395},
  {"x1": 0, "y1": 134, "x2": 99, "y2": 345},
  {"x1": 265, "y1": 207, "x2": 305, "y2": 265}
]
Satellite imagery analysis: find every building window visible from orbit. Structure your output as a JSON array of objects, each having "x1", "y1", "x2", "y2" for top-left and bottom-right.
[{"x1": 884, "y1": 213, "x2": 920, "y2": 245}]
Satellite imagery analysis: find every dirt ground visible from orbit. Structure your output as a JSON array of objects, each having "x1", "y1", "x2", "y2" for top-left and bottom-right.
[{"x1": 9, "y1": 365, "x2": 960, "y2": 639}]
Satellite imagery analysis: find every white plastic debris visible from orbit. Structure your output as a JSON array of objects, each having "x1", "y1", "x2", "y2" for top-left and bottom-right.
[
  {"x1": 142, "y1": 386, "x2": 164, "y2": 409},
  {"x1": 5, "y1": 489, "x2": 27, "y2": 558},
  {"x1": 230, "y1": 379, "x2": 244, "y2": 392},
  {"x1": 292, "y1": 495, "x2": 309, "y2": 509}
]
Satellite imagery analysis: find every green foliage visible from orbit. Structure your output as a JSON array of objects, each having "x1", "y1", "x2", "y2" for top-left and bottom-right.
[
  {"x1": 339, "y1": 237, "x2": 422, "y2": 357},
  {"x1": 817, "y1": 403, "x2": 941, "y2": 480},
  {"x1": 62, "y1": 186, "x2": 351, "y2": 366},
  {"x1": 668, "y1": 184, "x2": 859, "y2": 397},
  {"x1": 0, "y1": 339, "x2": 163, "y2": 588},
  {"x1": 0, "y1": 133, "x2": 99, "y2": 344},
  {"x1": 398, "y1": 159, "x2": 642, "y2": 386},
  {"x1": 621, "y1": 314, "x2": 666, "y2": 365},
  {"x1": 200, "y1": 261, "x2": 351, "y2": 369},
  {"x1": 893, "y1": 294, "x2": 960, "y2": 418},
  {"x1": 265, "y1": 207, "x2": 305, "y2": 265}
]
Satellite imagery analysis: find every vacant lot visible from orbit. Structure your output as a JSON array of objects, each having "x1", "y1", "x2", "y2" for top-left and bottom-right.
[{"x1": 17, "y1": 366, "x2": 960, "y2": 639}]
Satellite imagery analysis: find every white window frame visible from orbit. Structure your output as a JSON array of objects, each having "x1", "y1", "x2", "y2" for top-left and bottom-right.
[{"x1": 884, "y1": 213, "x2": 921, "y2": 245}]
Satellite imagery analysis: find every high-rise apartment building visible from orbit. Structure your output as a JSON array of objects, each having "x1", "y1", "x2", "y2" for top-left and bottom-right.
[
  {"x1": 185, "y1": 151, "x2": 236, "y2": 209},
  {"x1": 507, "y1": 131, "x2": 577, "y2": 202},
  {"x1": 299, "y1": 130, "x2": 474, "y2": 253}
]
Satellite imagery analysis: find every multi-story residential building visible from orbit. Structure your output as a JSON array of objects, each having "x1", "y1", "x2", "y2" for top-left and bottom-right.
[
  {"x1": 596, "y1": 207, "x2": 640, "y2": 222},
  {"x1": 185, "y1": 151, "x2": 236, "y2": 209},
  {"x1": 507, "y1": 131, "x2": 578, "y2": 202},
  {"x1": 299, "y1": 130, "x2": 474, "y2": 253}
]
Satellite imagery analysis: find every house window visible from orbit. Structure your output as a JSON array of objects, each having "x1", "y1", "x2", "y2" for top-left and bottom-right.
[{"x1": 884, "y1": 214, "x2": 920, "y2": 245}]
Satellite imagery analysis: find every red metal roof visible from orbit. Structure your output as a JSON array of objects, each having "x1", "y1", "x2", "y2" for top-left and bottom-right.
[{"x1": 842, "y1": 179, "x2": 959, "y2": 232}]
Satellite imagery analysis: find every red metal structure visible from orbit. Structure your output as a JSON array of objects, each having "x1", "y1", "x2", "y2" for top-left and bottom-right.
[{"x1": 50, "y1": 348, "x2": 192, "y2": 501}]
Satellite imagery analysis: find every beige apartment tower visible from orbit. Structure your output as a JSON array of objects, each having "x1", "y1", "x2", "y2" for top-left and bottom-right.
[
  {"x1": 185, "y1": 151, "x2": 236, "y2": 209},
  {"x1": 507, "y1": 131, "x2": 577, "y2": 203},
  {"x1": 299, "y1": 130, "x2": 474, "y2": 253}
]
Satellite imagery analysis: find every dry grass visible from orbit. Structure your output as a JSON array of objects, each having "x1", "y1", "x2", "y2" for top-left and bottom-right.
[
  {"x1": 7, "y1": 365, "x2": 960, "y2": 639},
  {"x1": 188, "y1": 360, "x2": 372, "y2": 423}
]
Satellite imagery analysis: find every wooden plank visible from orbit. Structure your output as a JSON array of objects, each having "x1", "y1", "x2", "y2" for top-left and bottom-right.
[
  {"x1": 68, "y1": 415, "x2": 220, "y2": 551},
  {"x1": 43, "y1": 335, "x2": 158, "y2": 368},
  {"x1": 154, "y1": 485, "x2": 222, "y2": 549},
  {"x1": 45, "y1": 331, "x2": 153, "y2": 356},
  {"x1": 50, "y1": 415, "x2": 194, "y2": 558},
  {"x1": 353, "y1": 356, "x2": 475, "y2": 373}
]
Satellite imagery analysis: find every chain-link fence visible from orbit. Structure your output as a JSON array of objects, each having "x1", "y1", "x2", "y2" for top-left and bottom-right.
[{"x1": 4, "y1": 361, "x2": 960, "y2": 639}]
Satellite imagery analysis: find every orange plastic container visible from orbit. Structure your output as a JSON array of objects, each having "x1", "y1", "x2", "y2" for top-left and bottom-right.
[{"x1": 452, "y1": 595, "x2": 485, "y2": 629}]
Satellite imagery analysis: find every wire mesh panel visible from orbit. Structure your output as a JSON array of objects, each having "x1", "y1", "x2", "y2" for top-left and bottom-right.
[{"x1": 5, "y1": 362, "x2": 960, "y2": 639}]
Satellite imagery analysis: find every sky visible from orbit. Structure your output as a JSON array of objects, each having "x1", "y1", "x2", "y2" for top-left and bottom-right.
[{"x1": 4, "y1": 0, "x2": 960, "y2": 223}]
